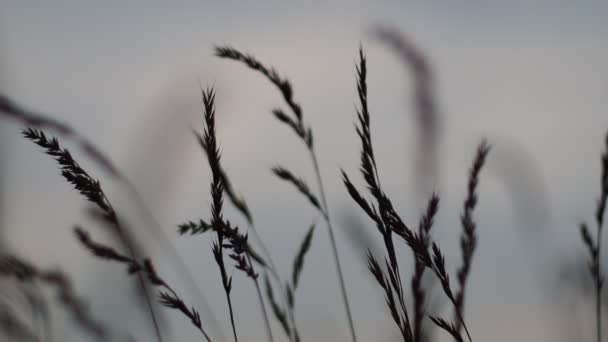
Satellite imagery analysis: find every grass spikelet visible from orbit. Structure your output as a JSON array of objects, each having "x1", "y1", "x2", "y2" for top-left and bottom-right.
[
  {"x1": 22, "y1": 128, "x2": 111, "y2": 216},
  {"x1": 292, "y1": 224, "x2": 315, "y2": 289},
  {"x1": 411, "y1": 194, "x2": 439, "y2": 341},
  {"x1": 428, "y1": 317, "x2": 463, "y2": 342},
  {"x1": 265, "y1": 275, "x2": 292, "y2": 339},
  {"x1": 178, "y1": 219, "x2": 213, "y2": 235},
  {"x1": 341, "y1": 170, "x2": 380, "y2": 223},
  {"x1": 193, "y1": 130, "x2": 253, "y2": 224},
  {"x1": 367, "y1": 252, "x2": 412, "y2": 341},
  {"x1": 214, "y1": 46, "x2": 303, "y2": 124},
  {"x1": 271, "y1": 166, "x2": 322, "y2": 215},
  {"x1": 454, "y1": 140, "x2": 490, "y2": 334}
]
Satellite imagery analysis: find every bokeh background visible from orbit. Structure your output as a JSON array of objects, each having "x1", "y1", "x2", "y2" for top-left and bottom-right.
[{"x1": 1, "y1": 1, "x2": 608, "y2": 341}]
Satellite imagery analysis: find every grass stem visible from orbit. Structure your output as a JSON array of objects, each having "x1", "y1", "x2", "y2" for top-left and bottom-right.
[{"x1": 309, "y1": 147, "x2": 357, "y2": 342}]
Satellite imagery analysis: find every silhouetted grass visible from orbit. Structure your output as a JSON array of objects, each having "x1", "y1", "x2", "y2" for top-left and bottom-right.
[
  {"x1": 1, "y1": 92, "x2": 225, "y2": 341},
  {"x1": 580, "y1": 130, "x2": 608, "y2": 342},
  {"x1": 1, "y1": 37, "x2": 603, "y2": 342},
  {"x1": 22, "y1": 128, "x2": 164, "y2": 342},
  {"x1": 74, "y1": 227, "x2": 212, "y2": 342},
  {"x1": 216, "y1": 44, "x2": 357, "y2": 342},
  {"x1": 342, "y1": 47, "x2": 489, "y2": 342},
  {"x1": 0, "y1": 47, "x2": 488, "y2": 342}
]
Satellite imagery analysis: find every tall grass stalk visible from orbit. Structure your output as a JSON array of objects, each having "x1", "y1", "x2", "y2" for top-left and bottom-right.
[
  {"x1": 22, "y1": 128, "x2": 164, "y2": 342},
  {"x1": 215, "y1": 45, "x2": 358, "y2": 342},
  {"x1": 580, "y1": 130, "x2": 608, "y2": 342}
]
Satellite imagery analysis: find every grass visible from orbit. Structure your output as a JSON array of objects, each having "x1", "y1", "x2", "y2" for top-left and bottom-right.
[
  {"x1": 0, "y1": 255, "x2": 109, "y2": 340},
  {"x1": 214, "y1": 45, "x2": 356, "y2": 342},
  {"x1": 341, "y1": 48, "x2": 488, "y2": 342},
  {"x1": 0, "y1": 39, "x2": 605, "y2": 342},
  {"x1": 21, "y1": 127, "x2": 163, "y2": 341},
  {"x1": 580, "y1": 131, "x2": 608, "y2": 342}
]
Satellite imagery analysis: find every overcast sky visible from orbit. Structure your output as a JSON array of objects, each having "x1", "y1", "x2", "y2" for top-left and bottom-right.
[{"x1": 1, "y1": 1, "x2": 608, "y2": 341}]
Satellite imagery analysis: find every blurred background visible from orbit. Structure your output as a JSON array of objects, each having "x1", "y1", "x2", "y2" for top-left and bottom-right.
[{"x1": 1, "y1": 1, "x2": 608, "y2": 341}]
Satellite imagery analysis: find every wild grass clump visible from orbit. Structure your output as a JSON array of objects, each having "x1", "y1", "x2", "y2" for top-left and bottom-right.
[
  {"x1": 21, "y1": 127, "x2": 163, "y2": 341},
  {"x1": 1, "y1": 37, "x2": 603, "y2": 342},
  {"x1": 341, "y1": 47, "x2": 489, "y2": 342},
  {"x1": 0, "y1": 254, "x2": 109, "y2": 340}
]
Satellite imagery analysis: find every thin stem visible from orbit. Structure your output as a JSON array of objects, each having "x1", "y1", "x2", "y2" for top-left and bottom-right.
[
  {"x1": 248, "y1": 224, "x2": 297, "y2": 342},
  {"x1": 452, "y1": 299, "x2": 472, "y2": 342},
  {"x1": 429, "y1": 260, "x2": 473, "y2": 342},
  {"x1": 254, "y1": 279, "x2": 274, "y2": 342},
  {"x1": 128, "y1": 183, "x2": 227, "y2": 342},
  {"x1": 598, "y1": 278, "x2": 602, "y2": 342},
  {"x1": 596, "y1": 225, "x2": 603, "y2": 342},
  {"x1": 225, "y1": 291, "x2": 238, "y2": 342},
  {"x1": 309, "y1": 147, "x2": 357, "y2": 342},
  {"x1": 592, "y1": 130, "x2": 606, "y2": 342},
  {"x1": 112, "y1": 229, "x2": 163, "y2": 342},
  {"x1": 138, "y1": 269, "x2": 163, "y2": 341},
  {"x1": 247, "y1": 254, "x2": 274, "y2": 342},
  {"x1": 216, "y1": 234, "x2": 238, "y2": 342},
  {"x1": 286, "y1": 290, "x2": 300, "y2": 342},
  {"x1": 106, "y1": 199, "x2": 163, "y2": 342}
]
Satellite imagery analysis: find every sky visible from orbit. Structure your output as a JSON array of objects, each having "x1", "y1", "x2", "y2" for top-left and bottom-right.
[{"x1": 1, "y1": 1, "x2": 608, "y2": 341}]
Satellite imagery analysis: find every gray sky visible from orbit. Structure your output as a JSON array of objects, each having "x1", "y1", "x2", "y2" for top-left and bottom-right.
[{"x1": 1, "y1": 1, "x2": 608, "y2": 341}]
